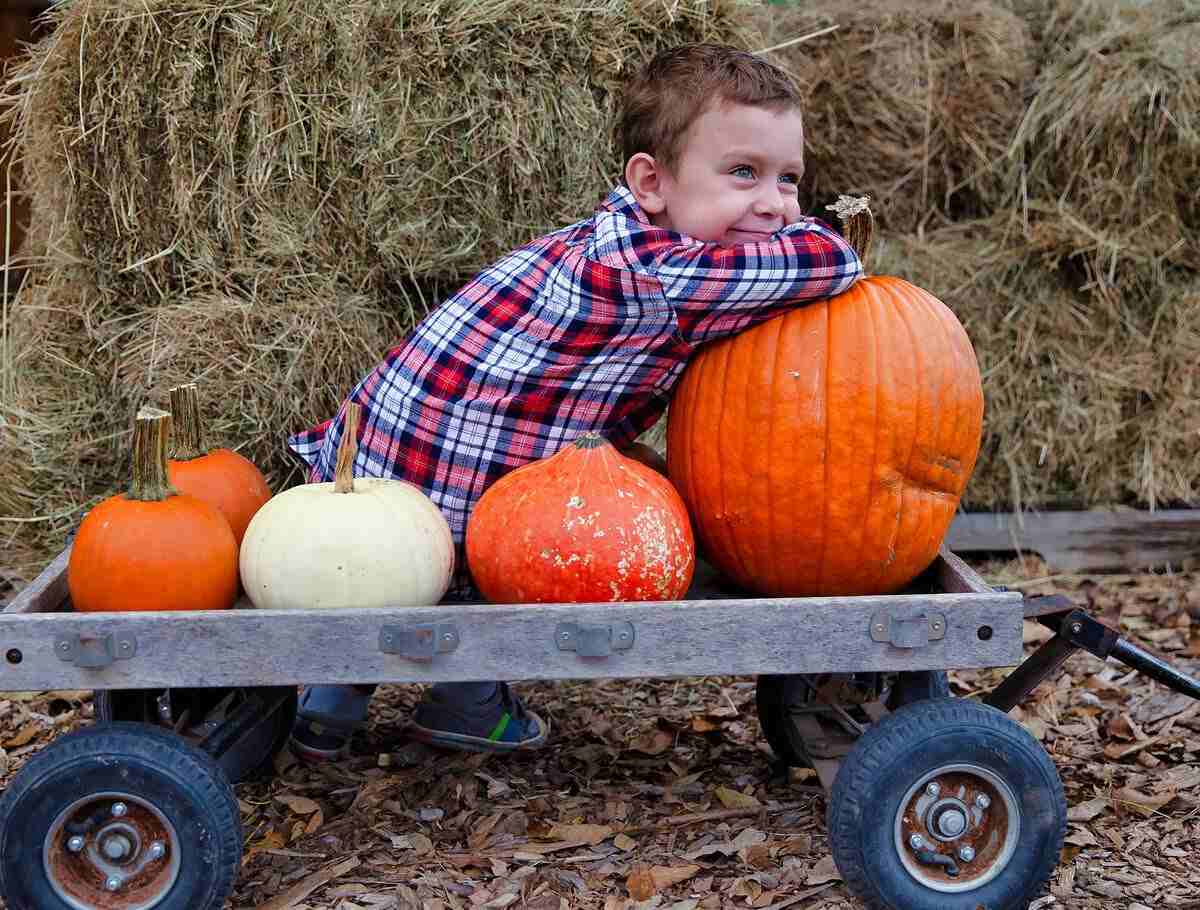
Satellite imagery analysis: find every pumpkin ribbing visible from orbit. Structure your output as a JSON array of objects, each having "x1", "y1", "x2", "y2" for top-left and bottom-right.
[
  {"x1": 69, "y1": 407, "x2": 239, "y2": 612},
  {"x1": 666, "y1": 199, "x2": 983, "y2": 596},
  {"x1": 466, "y1": 433, "x2": 694, "y2": 604}
]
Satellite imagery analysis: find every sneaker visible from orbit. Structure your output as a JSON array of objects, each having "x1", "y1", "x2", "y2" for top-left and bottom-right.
[
  {"x1": 409, "y1": 682, "x2": 548, "y2": 753},
  {"x1": 289, "y1": 685, "x2": 372, "y2": 764}
]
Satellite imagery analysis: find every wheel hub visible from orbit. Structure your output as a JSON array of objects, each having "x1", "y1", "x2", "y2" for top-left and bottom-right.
[
  {"x1": 43, "y1": 792, "x2": 180, "y2": 910},
  {"x1": 894, "y1": 763, "x2": 1020, "y2": 893}
]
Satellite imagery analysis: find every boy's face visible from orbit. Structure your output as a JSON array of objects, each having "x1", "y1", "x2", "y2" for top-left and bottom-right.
[{"x1": 626, "y1": 102, "x2": 806, "y2": 245}]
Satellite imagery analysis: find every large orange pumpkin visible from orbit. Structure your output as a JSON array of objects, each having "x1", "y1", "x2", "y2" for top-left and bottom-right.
[
  {"x1": 166, "y1": 382, "x2": 271, "y2": 545},
  {"x1": 666, "y1": 198, "x2": 983, "y2": 596},
  {"x1": 466, "y1": 433, "x2": 695, "y2": 603},
  {"x1": 68, "y1": 407, "x2": 239, "y2": 612}
]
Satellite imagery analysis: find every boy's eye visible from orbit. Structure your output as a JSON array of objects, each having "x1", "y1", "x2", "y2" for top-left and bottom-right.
[
  {"x1": 731, "y1": 165, "x2": 755, "y2": 179},
  {"x1": 779, "y1": 172, "x2": 801, "y2": 186}
]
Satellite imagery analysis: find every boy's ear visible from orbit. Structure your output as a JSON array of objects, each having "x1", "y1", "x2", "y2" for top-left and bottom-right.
[{"x1": 624, "y1": 153, "x2": 668, "y2": 215}]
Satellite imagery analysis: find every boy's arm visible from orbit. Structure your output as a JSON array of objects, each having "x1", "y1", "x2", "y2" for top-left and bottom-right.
[{"x1": 652, "y1": 219, "x2": 863, "y2": 345}]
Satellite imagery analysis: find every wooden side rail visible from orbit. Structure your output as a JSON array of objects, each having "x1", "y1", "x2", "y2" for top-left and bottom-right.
[{"x1": 4, "y1": 546, "x2": 70, "y2": 614}]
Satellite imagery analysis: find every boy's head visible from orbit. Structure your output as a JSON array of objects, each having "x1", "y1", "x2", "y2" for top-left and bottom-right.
[{"x1": 615, "y1": 44, "x2": 807, "y2": 245}]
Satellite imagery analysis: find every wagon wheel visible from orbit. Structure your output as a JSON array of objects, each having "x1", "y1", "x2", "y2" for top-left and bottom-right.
[
  {"x1": 827, "y1": 698, "x2": 1066, "y2": 910},
  {"x1": 0, "y1": 722, "x2": 242, "y2": 910},
  {"x1": 94, "y1": 686, "x2": 297, "y2": 782},
  {"x1": 756, "y1": 670, "x2": 949, "y2": 767}
]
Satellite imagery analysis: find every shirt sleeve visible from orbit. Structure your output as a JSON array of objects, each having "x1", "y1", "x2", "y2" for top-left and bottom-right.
[{"x1": 651, "y1": 218, "x2": 863, "y2": 346}]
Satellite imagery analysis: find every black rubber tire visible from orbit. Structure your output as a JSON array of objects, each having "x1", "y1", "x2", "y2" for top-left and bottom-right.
[
  {"x1": 755, "y1": 674, "x2": 808, "y2": 766},
  {"x1": 94, "y1": 686, "x2": 297, "y2": 782},
  {"x1": 756, "y1": 671, "x2": 950, "y2": 767},
  {"x1": 886, "y1": 670, "x2": 950, "y2": 710},
  {"x1": 0, "y1": 722, "x2": 242, "y2": 910},
  {"x1": 828, "y1": 698, "x2": 1067, "y2": 910}
]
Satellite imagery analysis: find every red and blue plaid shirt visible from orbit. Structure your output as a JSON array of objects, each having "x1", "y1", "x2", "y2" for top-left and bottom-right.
[{"x1": 289, "y1": 185, "x2": 862, "y2": 552}]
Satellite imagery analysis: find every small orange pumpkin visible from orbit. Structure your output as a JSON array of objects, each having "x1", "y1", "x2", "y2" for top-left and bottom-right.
[
  {"x1": 68, "y1": 407, "x2": 239, "y2": 612},
  {"x1": 466, "y1": 433, "x2": 695, "y2": 603},
  {"x1": 667, "y1": 198, "x2": 984, "y2": 596},
  {"x1": 166, "y1": 383, "x2": 271, "y2": 545}
]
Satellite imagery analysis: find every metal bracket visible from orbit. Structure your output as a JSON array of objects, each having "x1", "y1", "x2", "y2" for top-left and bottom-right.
[
  {"x1": 870, "y1": 612, "x2": 946, "y2": 648},
  {"x1": 555, "y1": 621, "x2": 635, "y2": 658},
  {"x1": 54, "y1": 632, "x2": 137, "y2": 668},
  {"x1": 379, "y1": 624, "x2": 460, "y2": 662}
]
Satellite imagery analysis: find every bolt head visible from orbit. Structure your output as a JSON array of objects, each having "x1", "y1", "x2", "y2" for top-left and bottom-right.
[
  {"x1": 105, "y1": 876, "x2": 121, "y2": 892},
  {"x1": 148, "y1": 841, "x2": 166, "y2": 859},
  {"x1": 102, "y1": 835, "x2": 131, "y2": 860},
  {"x1": 959, "y1": 845, "x2": 976, "y2": 862},
  {"x1": 975, "y1": 794, "x2": 991, "y2": 809},
  {"x1": 111, "y1": 802, "x2": 128, "y2": 818},
  {"x1": 936, "y1": 809, "x2": 967, "y2": 838},
  {"x1": 66, "y1": 835, "x2": 85, "y2": 853},
  {"x1": 909, "y1": 833, "x2": 924, "y2": 849},
  {"x1": 925, "y1": 782, "x2": 940, "y2": 797}
]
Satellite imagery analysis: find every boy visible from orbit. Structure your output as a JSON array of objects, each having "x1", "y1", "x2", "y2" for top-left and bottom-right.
[{"x1": 287, "y1": 43, "x2": 863, "y2": 762}]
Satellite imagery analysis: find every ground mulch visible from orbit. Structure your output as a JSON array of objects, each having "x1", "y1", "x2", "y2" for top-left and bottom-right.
[{"x1": 1, "y1": 556, "x2": 1198, "y2": 909}]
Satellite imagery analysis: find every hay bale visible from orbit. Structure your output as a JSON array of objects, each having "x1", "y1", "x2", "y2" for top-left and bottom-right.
[
  {"x1": 5, "y1": 0, "x2": 755, "y2": 303},
  {"x1": 0, "y1": 0, "x2": 756, "y2": 578},
  {"x1": 1005, "y1": 0, "x2": 1200, "y2": 293},
  {"x1": 758, "y1": 0, "x2": 1033, "y2": 233},
  {"x1": 0, "y1": 267, "x2": 437, "y2": 581},
  {"x1": 873, "y1": 223, "x2": 1196, "y2": 511},
  {"x1": 0, "y1": 275, "x2": 114, "y2": 583}
]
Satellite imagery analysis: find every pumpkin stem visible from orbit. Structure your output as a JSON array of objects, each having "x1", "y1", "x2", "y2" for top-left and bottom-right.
[
  {"x1": 168, "y1": 382, "x2": 207, "y2": 460},
  {"x1": 333, "y1": 403, "x2": 361, "y2": 494},
  {"x1": 826, "y1": 194, "x2": 874, "y2": 266},
  {"x1": 128, "y1": 406, "x2": 179, "y2": 502},
  {"x1": 573, "y1": 432, "x2": 608, "y2": 450}
]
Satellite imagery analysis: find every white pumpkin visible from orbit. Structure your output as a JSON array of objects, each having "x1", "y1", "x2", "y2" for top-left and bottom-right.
[{"x1": 240, "y1": 405, "x2": 454, "y2": 609}]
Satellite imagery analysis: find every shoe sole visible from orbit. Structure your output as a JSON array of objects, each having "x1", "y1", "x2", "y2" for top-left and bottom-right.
[
  {"x1": 289, "y1": 736, "x2": 349, "y2": 765},
  {"x1": 407, "y1": 712, "x2": 549, "y2": 754}
]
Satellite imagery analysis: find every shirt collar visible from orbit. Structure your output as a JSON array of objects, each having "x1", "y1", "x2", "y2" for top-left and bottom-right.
[{"x1": 597, "y1": 184, "x2": 651, "y2": 225}]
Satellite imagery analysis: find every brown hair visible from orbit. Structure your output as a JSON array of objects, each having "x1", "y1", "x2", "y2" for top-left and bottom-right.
[{"x1": 615, "y1": 43, "x2": 803, "y2": 175}]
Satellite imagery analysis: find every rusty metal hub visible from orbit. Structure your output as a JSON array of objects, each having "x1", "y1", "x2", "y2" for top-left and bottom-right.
[
  {"x1": 893, "y1": 763, "x2": 1020, "y2": 893},
  {"x1": 43, "y1": 791, "x2": 180, "y2": 910}
]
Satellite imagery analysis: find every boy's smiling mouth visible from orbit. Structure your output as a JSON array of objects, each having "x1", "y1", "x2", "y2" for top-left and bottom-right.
[{"x1": 725, "y1": 227, "x2": 778, "y2": 243}]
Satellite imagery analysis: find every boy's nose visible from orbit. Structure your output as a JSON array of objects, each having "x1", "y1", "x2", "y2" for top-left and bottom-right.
[{"x1": 754, "y1": 185, "x2": 785, "y2": 217}]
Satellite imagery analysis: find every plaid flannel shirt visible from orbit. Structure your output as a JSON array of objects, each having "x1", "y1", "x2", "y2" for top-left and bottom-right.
[{"x1": 288, "y1": 185, "x2": 862, "y2": 554}]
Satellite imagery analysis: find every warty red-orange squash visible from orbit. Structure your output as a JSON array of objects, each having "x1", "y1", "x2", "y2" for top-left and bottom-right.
[
  {"x1": 68, "y1": 407, "x2": 239, "y2": 612},
  {"x1": 666, "y1": 198, "x2": 984, "y2": 596},
  {"x1": 466, "y1": 433, "x2": 694, "y2": 603},
  {"x1": 166, "y1": 382, "x2": 271, "y2": 545}
]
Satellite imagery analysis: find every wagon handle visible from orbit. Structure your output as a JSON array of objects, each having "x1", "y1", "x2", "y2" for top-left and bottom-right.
[{"x1": 985, "y1": 604, "x2": 1200, "y2": 713}]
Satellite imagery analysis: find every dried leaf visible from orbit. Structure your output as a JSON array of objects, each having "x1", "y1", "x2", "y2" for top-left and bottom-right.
[
  {"x1": 651, "y1": 864, "x2": 701, "y2": 890},
  {"x1": 1065, "y1": 826, "x2": 1099, "y2": 847},
  {"x1": 1067, "y1": 796, "x2": 1109, "y2": 822},
  {"x1": 714, "y1": 786, "x2": 760, "y2": 809},
  {"x1": 629, "y1": 729, "x2": 673, "y2": 756},
  {"x1": 275, "y1": 794, "x2": 320, "y2": 815},
  {"x1": 614, "y1": 833, "x2": 638, "y2": 851},
  {"x1": 627, "y1": 864, "x2": 657, "y2": 901},
  {"x1": 1113, "y1": 787, "x2": 1178, "y2": 817},
  {"x1": 548, "y1": 823, "x2": 613, "y2": 845},
  {"x1": 252, "y1": 856, "x2": 360, "y2": 910},
  {"x1": 3, "y1": 721, "x2": 41, "y2": 748},
  {"x1": 804, "y1": 854, "x2": 842, "y2": 886}
]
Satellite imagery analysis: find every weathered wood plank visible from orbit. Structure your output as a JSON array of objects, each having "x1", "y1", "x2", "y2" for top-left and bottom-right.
[
  {"x1": 947, "y1": 509, "x2": 1200, "y2": 572},
  {"x1": 934, "y1": 545, "x2": 996, "y2": 595},
  {"x1": 0, "y1": 592, "x2": 1023, "y2": 690},
  {"x1": 3, "y1": 546, "x2": 70, "y2": 614}
]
